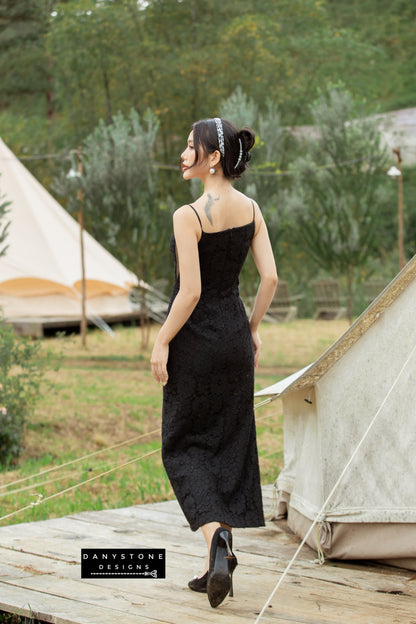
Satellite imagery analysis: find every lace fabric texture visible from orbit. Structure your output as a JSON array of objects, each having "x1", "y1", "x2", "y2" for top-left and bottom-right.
[{"x1": 162, "y1": 221, "x2": 265, "y2": 531}]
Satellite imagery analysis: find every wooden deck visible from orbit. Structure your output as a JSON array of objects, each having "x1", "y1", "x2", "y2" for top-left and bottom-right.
[{"x1": 0, "y1": 485, "x2": 415, "y2": 624}]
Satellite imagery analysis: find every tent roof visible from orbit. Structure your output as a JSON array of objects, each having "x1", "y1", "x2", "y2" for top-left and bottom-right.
[
  {"x1": 0, "y1": 138, "x2": 138, "y2": 299},
  {"x1": 256, "y1": 254, "x2": 416, "y2": 398}
]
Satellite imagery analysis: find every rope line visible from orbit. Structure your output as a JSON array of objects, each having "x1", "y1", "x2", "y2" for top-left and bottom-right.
[
  {"x1": 260, "y1": 449, "x2": 281, "y2": 459},
  {"x1": 253, "y1": 339, "x2": 416, "y2": 624},
  {"x1": 0, "y1": 471, "x2": 76, "y2": 498},
  {"x1": 1, "y1": 443, "x2": 162, "y2": 497},
  {"x1": 0, "y1": 394, "x2": 279, "y2": 523},
  {"x1": 0, "y1": 448, "x2": 160, "y2": 523},
  {"x1": 0, "y1": 427, "x2": 160, "y2": 491},
  {"x1": 254, "y1": 396, "x2": 276, "y2": 410},
  {"x1": 255, "y1": 409, "x2": 282, "y2": 423},
  {"x1": 1, "y1": 398, "x2": 274, "y2": 493}
]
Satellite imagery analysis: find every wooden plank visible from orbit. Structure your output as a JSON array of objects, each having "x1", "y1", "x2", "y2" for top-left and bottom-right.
[
  {"x1": 0, "y1": 520, "x2": 206, "y2": 564},
  {"x1": 1, "y1": 566, "x2": 414, "y2": 624},
  {"x1": 0, "y1": 561, "x2": 34, "y2": 581},
  {"x1": 1, "y1": 558, "x2": 289, "y2": 624},
  {"x1": 0, "y1": 509, "x2": 291, "y2": 567},
  {"x1": 1, "y1": 489, "x2": 415, "y2": 624},
  {"x1": 288, "y1": 559, "x2": 416, "y2": 597},
  {"x1": 0, "y1": 522, "x2": 411, "y2": 596},
  {"x1": 0, "y1": 537, "x2": 285, "y2": 594},
  {"x1": 2, "y1": 536, "x2": 415, "y2": 624},
  {"x1": 0, "y1": 583, "x2": 157, "y2": 624},
  {"x1": 0, "y1": 548, "x2": 80, "y2": 579},
  {"x1": 3, "y1": 558, "x2": 415, "y2": 624},
  {"x1": 2, "y1": 576, "x2": 223, "y2": 624},
  {"x1": 3, "y1": 532, "x2": 414, "y2": 614}
]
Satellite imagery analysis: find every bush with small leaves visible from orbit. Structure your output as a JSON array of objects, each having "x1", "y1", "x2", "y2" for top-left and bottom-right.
[{"x1": 0, "y1": 318, "x2": 60, "y2": 467}]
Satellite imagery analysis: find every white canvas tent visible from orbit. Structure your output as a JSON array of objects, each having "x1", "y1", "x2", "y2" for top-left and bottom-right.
[
  {"x1": 0, "y1": 137, "x2": 141, "y2": 334},
  {"x1": 256, "y1": 256, "x2": 416, "y2": 570}
]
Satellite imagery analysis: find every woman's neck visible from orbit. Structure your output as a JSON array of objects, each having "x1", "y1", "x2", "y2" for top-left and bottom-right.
[{"x1": 201, "y1": 173, "x2": 232, "y2": 196}]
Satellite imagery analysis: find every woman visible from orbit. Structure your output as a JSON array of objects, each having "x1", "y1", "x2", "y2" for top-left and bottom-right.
[{"x1": 151, "y1": 117, "x2": 277, "y2": 608}]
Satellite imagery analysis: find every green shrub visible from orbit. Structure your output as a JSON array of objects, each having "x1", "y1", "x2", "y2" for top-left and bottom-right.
[
  {"x1": 0, "y1": 610, "x2": 46, "y2": 624},
  {"x1": 0, "y1": 317, "x2": 60, "y2": 467}
]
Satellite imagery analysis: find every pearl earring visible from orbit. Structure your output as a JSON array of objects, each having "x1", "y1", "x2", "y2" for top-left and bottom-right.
[{"x1": 209, "y1": 167, "x2": 215, "y2": 175}]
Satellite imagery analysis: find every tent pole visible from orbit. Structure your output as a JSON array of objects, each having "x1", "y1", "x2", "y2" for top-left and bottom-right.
[{"x1": 77, "y1": 150, "x2": 87, "y2": 347}]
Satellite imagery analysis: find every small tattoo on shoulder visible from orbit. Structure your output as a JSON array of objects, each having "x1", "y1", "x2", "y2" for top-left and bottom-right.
[{"x1": 204, "y1": 193, "x2": 220, "y2": 225}]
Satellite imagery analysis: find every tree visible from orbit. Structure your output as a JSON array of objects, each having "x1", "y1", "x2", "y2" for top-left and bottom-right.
[
  {"x1": 47, "y1": 0, "x2": 135, "y2": 136},
  {"x1": 326, "y1": 0, "x2": 416, "y2": 111},
  {"x1": 0, "y1": 0, "x2": 53, "y2": 116},
  {"x1": 53, "y1": 108, "x2": 170, "y2": 344},
  {"x1": 219, "y1": 87, "x2": 296, "y2": 298},
  {"x1": 44, "y1": 0, "x2": 381, "y2": 162},
  {"x1": 287, "y1": 85, "x2": 390, "y2": 321},
  {"x1": 82, "y1": 109, "x2": 166, "y2": 279}
]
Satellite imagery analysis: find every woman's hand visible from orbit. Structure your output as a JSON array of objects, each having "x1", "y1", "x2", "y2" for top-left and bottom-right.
[
  {"x1": 251, "y1": 329, "x2": 262, "y2": 368},
  {"x1": 151, "y1": 338, "x2": 169, "y2": 386}
]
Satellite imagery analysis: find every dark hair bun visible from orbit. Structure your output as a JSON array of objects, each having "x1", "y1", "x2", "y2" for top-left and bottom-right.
[
  {"x1": 192, "y1": 117, "x2": 255, "y2": 180},
  {"x1": 239, "y1": 127, "x2": 255, "y2": 153}
]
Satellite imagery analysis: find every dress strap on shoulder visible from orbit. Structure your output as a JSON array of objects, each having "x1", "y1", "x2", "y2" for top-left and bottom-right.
[
  {"x1": 251, "y1": 199, "x2": 255, "y2": 224},
  {"x1": 188, "y1": 204, "x2": 203, "y2": 233}
]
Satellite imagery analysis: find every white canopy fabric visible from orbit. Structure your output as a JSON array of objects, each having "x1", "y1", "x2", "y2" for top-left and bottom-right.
[
  {"x1": 255, "y1": 364, "x2": 313, "y2": 398},
  {"x1": 0, "y1": 137, "x2": 138, "y2": 319}
]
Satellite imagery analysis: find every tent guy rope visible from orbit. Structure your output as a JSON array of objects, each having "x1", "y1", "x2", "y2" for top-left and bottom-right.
[
  {"x1": 252, "y1": 338, "x2": 416, "y2": 624},
  {"x1": 0, "y1": 427, "x2": 160, "y2": 492},
  {"x1": 0, "y1": 448, "x2": 160, "y2": 523},
  {"x1": 0, "y1": 399, "x2": 276, "y2": 493},
  {"x1": 0, "y1": 399, "x2": 278, "y2": 522}
]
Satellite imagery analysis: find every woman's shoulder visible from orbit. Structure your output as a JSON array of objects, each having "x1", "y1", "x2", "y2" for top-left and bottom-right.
[
  {"x1": 173, "y1": 204, "x2": 197, "y2": 220},
  {"x1": 173, "y1": 205, "x2": 202, "y2": 235},
  {"x1": 234, "y1": 195, "x2": 264, "y2": 237},
  {"x1": 233, "y1": 189, "x2": 260, "y2": 211},
  {"x1": 233, "y1": 191, "x2": 262, "y2": 221}
]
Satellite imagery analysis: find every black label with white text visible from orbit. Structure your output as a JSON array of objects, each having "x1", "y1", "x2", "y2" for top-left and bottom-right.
[{"x1": 81, "y1": 548, "x2": 166, "y2": 578}]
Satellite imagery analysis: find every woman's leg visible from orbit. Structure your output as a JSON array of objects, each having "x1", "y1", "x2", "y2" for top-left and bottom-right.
[{"x1": 200, "y1": 522, "x2": 231, "y2": 575}]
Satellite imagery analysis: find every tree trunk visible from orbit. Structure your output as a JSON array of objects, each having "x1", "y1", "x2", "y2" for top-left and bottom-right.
[
  {"x1": 139, "y1": 286, "x2": 151, "y2": 350},
  {"x1": 102, "y1": 68, "x2": 113, "y2": 125}
]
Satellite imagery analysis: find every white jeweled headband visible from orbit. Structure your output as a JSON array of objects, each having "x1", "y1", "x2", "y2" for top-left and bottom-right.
[
  {"x1": 214, "y1": 117, "x2": 225, "y2": 157},
  {"x1": 234, "y1": 139, "x2": 243, "y2": 169},
  {"x1": 213, "y1": 118, "x2": 244, "y2": 169}
]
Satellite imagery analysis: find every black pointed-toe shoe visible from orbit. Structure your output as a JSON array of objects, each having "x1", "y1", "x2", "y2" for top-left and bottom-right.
[{"x1": 188, "y1": 571, "x2": 208, "y2": 593}]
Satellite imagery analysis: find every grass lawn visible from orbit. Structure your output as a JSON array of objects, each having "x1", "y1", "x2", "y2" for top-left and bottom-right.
[{"x1": 0, "y1": 319, "x2": 349, "y2": 527}]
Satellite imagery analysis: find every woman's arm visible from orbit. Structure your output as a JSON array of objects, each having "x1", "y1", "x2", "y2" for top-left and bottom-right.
[
  {"x1": 249, "y1": 206, "x2": 278, "y2": 367},
  {"x1": 151, "y1": 208, "x2": 201, "y2": 385}
]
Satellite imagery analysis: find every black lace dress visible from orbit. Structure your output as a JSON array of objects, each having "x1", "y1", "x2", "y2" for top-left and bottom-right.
[{"x1": 162, "y1": 206, "x2": 264, "y2": 532}]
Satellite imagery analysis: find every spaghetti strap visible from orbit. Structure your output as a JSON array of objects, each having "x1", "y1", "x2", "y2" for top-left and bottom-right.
[
  {"x1": 251, "y1": 200, "x2": 255, "y2": 224},
  {"x1": 188, "y1": 204, "x2": 203, "y2": 234}
]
